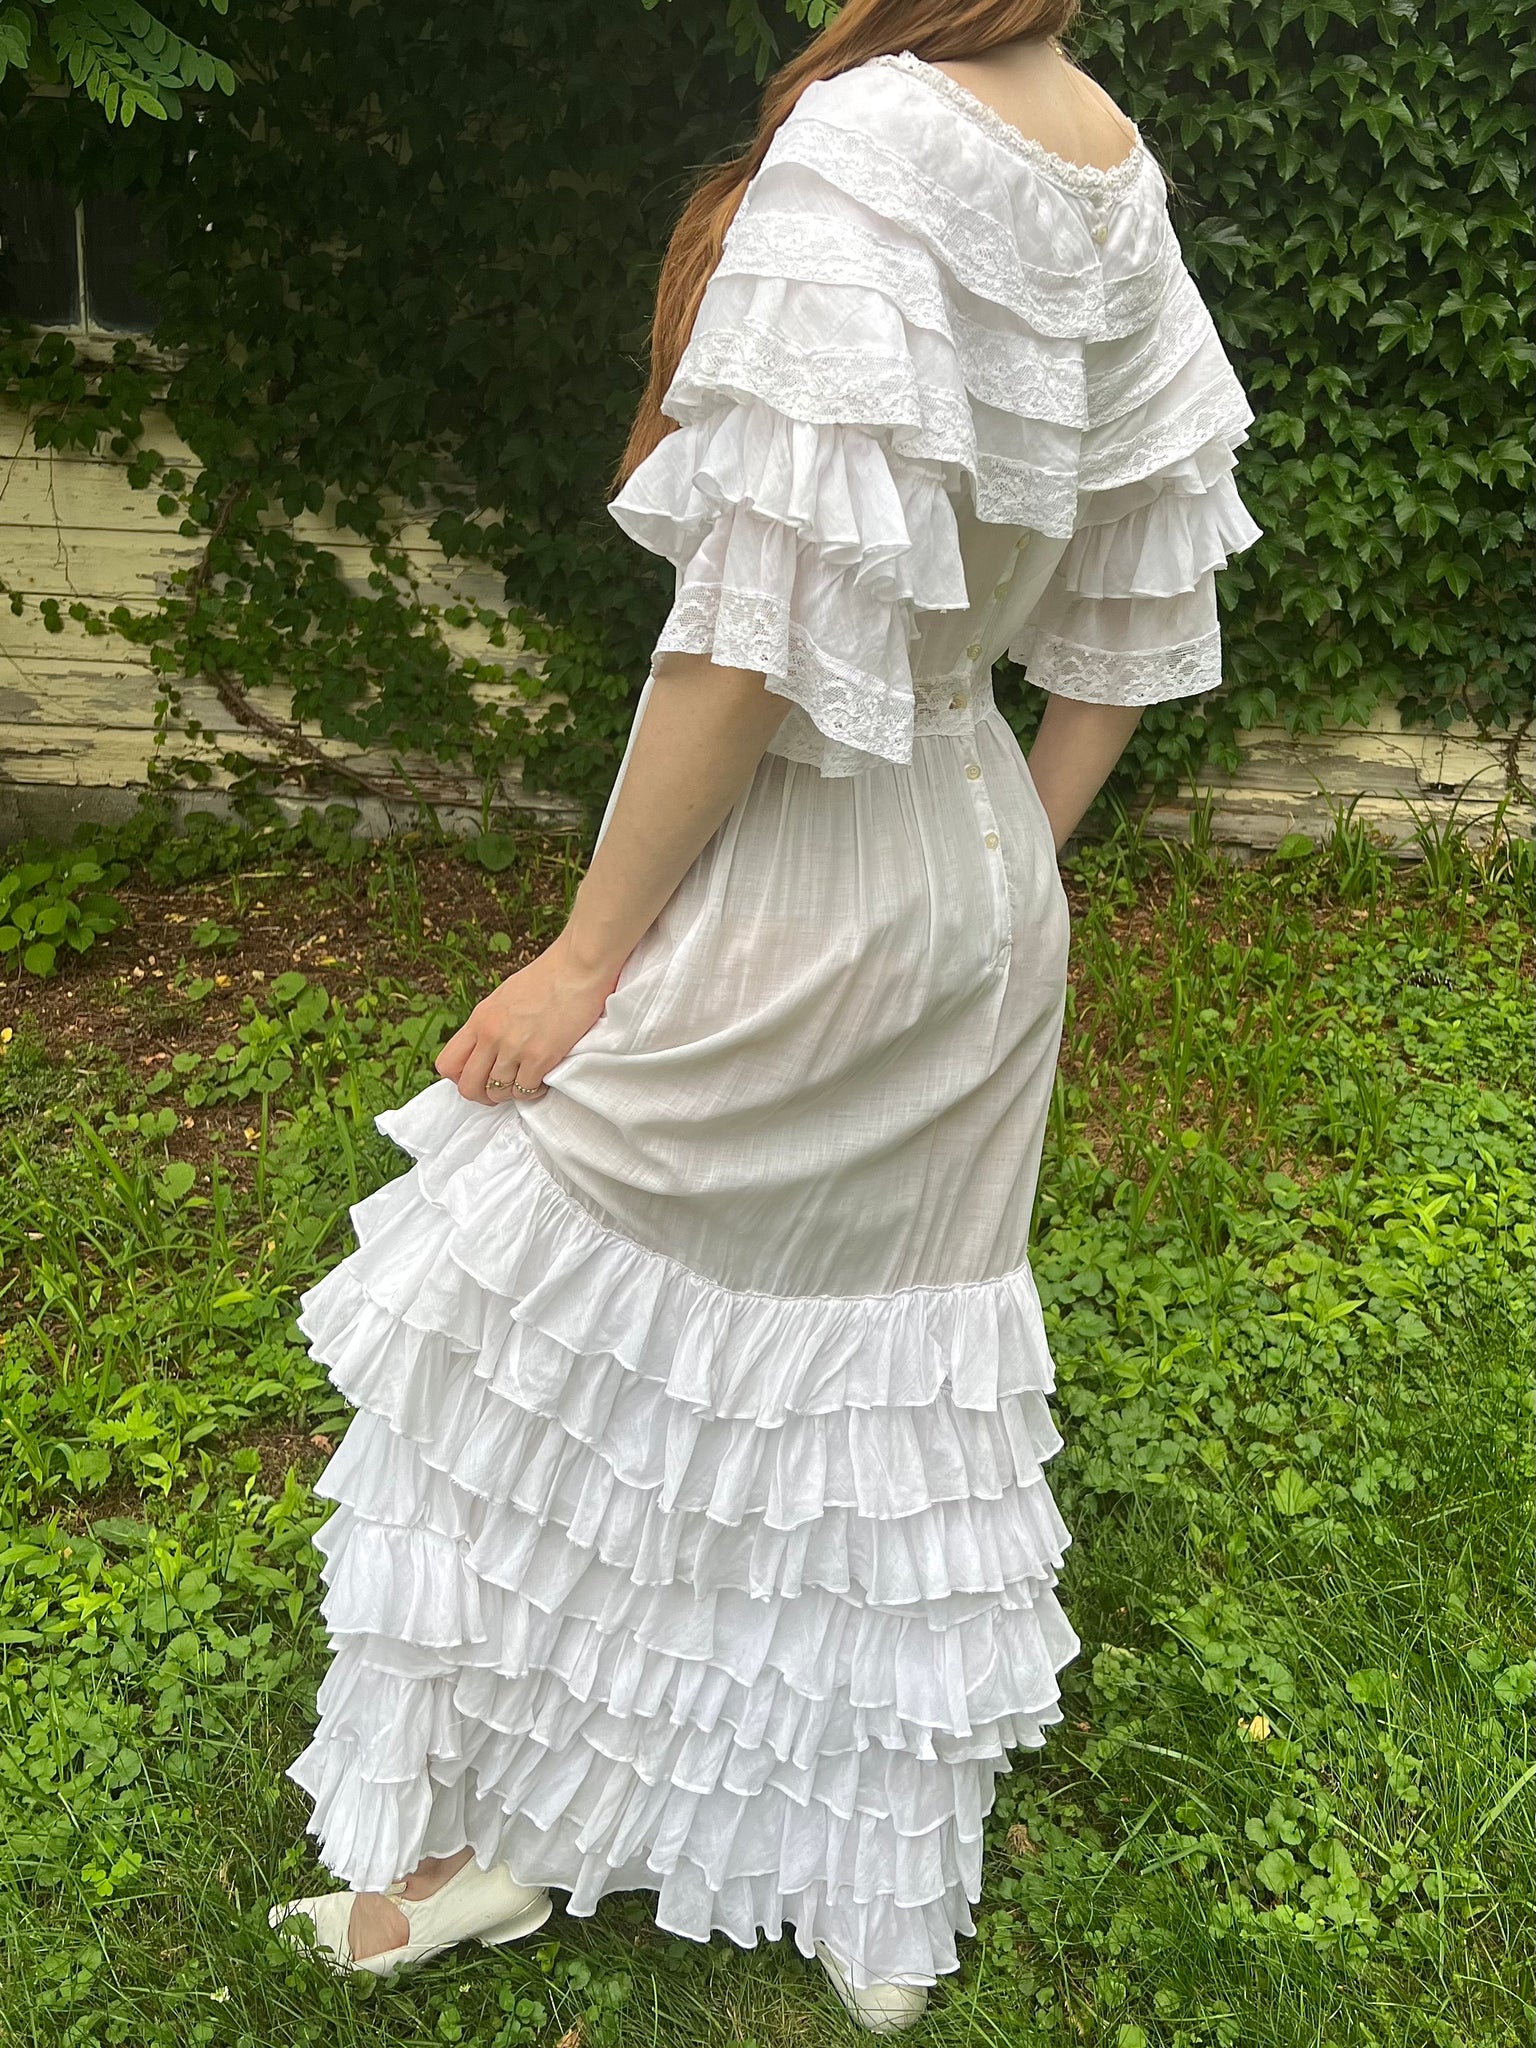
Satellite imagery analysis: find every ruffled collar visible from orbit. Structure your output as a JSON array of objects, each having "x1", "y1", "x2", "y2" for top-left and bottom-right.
[{"x1": 872, "y1": 50, "x2": 1147, "y2": 204}]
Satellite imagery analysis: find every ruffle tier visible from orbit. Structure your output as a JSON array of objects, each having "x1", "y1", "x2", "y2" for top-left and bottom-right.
[
  {"x1": 305, "y1": 1336, "x2": 1069, "y2": 1569},
  {"x1": 308, "y1": 1080, "x2": 1058, "y2": 1421},
  {"x1": 1006, "y1": 433, "x2": 1264, "y2": 706},
  {"x1": 609, "y1": 400, "x2": 965, "y2": 771},
  {"x1": 292, "y1": 1706, "x2": 1000, "y2": 1988},
  {"x1": 1061, "y1": 438, "x2": 1265, "y2": 600},
  {"x1": 289, "y1": 1081, "x2": 1081, "y2": 1987},
  {"x1": 609, "y1": 398, "x2": 967, "y2": 612}
]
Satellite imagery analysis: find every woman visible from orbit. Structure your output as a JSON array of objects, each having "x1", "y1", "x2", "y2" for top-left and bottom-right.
[{"x1": 269, "y1": 1, "x2": 1261, "y2": 2031}]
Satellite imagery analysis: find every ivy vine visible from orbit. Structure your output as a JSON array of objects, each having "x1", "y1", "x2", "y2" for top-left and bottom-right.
[{"x1": 0, "y1": 0, "x2": 1530, "y2": 842}]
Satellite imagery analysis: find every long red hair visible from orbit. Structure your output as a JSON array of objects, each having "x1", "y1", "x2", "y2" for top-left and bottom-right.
[{"x1": 613, "y1": 0, "x2": 1086, "y2": 490}]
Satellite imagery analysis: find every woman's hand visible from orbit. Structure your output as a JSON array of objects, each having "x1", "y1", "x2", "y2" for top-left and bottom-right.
[{"x1": 435, "y1": 931, "x2": 624, "y2": 1105}]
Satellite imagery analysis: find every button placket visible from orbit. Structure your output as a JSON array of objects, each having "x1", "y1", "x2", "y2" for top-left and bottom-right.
[
  {"x1": 948, "y1": 538, "x2": 1020, "y2": 955},
  {"x1": 955, "y1": 541, "x2": 1014, "y2": 955},
  {"x1": 962, "y1": 750, "x2": 1012, "y2": 961},
  {"x1": 915, "y1": 527, "x2": 1034, "y2": 957}
]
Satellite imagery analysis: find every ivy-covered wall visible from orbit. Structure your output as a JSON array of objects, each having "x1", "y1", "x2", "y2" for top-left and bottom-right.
[{"x1": 1, "y1": 0, "x2": 1530, "y2": 835}]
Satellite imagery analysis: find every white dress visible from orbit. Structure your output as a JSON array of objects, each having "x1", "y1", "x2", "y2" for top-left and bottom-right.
[{"x1": 287, "y1": 50, "x2": 1263, "y2": 1992}]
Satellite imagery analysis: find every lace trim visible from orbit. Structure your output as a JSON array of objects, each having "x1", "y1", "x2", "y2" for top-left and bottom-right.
[
  {"x1": 671, "y1": 324, "x2": 984, "y2": 484},
  {"x1": 715, "y1": 212, "x2": 1091, "y2": 426},
  {"x1": 673, "y1": 321, "x2": 924, "y2": 430},
  {"x1": 763, "y1": 706, "x2": 871, "y2": 773},
  {"x1": 763, "y1": 672, "x2": 999, "y2": 771},
  {"x1": 762, "y1": 118, "x2": 1181, "y2": 341},
  {"x1": 1012, "y1": 623, "x2": 1224, "y2": 705},
  {"x1": 720, "y1": 210, "x2": 955, "y2": 341},
  {"x1": 950, "y1": 305, "x2": 1087, "y2": 423},
  {"x1": 911, "y1": 666, "x2": 998, "y2": 733},
  {"x1": 654, "y1": 589, "x2": 1005, "y2": 774},
  {"x1": 973, "y1": 453, "x2": 1080, "y2": 538},
  {"x1": 874, "y1": 52, "x2": 1148, "y2": 204},
  {"x1": 1081, "y1": 371, "x2": 1254, "y2": 493},
  {"x1": 656, "y1": 583, "x2": 916, "y2": 766},
  {"x1": 1086, "y1": 269, "x2": 1213, "y2": 427}
]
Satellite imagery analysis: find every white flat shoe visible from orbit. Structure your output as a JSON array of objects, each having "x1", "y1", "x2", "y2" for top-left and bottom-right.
[
  {"x1": 815, "y1": 1942, "x2": 929, "y2": 2033},
  {"x1": 268, "y1": 1855, "x2": 552, "y2": 1979}
]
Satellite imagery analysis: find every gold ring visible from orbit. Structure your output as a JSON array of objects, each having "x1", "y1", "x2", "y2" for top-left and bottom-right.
[{"x1": 486, "y1": 1079, "x2": 508, "y2": 1091}]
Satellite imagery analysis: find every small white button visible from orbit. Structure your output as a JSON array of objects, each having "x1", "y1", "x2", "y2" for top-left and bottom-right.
[
  {"x1": 949, "y1": 690, "x2": 969, "y2": 710},
  {"x1": 984, "y1": 831, "x2": 1000, "y2": 850},
  {"x1": 1090, "y1": 221, "x2": 1108, "y2": 245},
  {"x1": 965, "y1": 762, "x2": 982, "y2": 781},
  {"x1": 965, "y1": 639, "x2": 982, "y2": 659}
]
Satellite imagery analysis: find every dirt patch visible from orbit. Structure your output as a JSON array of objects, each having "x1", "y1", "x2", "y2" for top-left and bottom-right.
[
  {"x1": 1, "y1": 842, "x2": 579, "y2": 1082},
  {"x1": 243, "y1": 1425, "x2": 336, "y2": 1498}
]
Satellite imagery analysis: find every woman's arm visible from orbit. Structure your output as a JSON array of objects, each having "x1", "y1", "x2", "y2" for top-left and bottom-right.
[
  {"x1": 1025, "y1": 694, "x2": 1144, "y2": 853},
  {"x1": 436, "y1": 650, "x2": 790, "y2": 1104}
]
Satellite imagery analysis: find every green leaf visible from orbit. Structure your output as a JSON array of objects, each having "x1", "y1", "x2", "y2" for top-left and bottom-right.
[
  {"x1": 156, "y1": 1160, "x2": 198, "y2": 1204},
  {"x1": 1256, "y1": 1847, "x2": 1300, "y2": 1893},
  {"x1": 1271, "y1": 1468, "x2": 1323, "y2": 1516},
  {"x1": 1345, "y1": 1668, "x2": 1393, "y2": 1708},
  {"x1": 467, "y1": 833, "x2": 520, "y2": 873},
  {"x1": 88, "y1": 1517, "x2": 153, "y2": 1549}
]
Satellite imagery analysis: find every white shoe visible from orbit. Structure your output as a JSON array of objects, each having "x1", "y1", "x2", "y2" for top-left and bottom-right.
[
  {"x1": 267, "y1": 1855, "x2": 552, "y2": 1979},
  {"x1": 815, "y1": 1942, "x2": 929, "y2": 2033}
]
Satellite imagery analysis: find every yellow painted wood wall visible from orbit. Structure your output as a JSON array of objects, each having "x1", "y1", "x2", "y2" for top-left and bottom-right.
[{"x1": 3, "y1": 402, "x2": 1531, "y2": 851}]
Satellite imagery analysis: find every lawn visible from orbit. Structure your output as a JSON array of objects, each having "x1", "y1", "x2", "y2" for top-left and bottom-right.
[{"x1": 0, "y1": 802, "x2": 1530, "y2": 2048}]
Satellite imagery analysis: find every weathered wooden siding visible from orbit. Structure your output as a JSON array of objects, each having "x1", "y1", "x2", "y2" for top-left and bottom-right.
[
  {"x1": 3, "y1": 402, "x2": 1530, "y2": 850},
  {"x1": 0, "y1": 403, "x2": 586, "y2": 839},
  {"x1": 1141, "y1": 715, "x2": 1531, "y2": 853}
]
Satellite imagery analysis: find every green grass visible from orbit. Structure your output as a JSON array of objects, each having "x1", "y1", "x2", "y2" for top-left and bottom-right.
[{"x1": 0, "y1": 805, "x2": 1530, "y2": 2048}]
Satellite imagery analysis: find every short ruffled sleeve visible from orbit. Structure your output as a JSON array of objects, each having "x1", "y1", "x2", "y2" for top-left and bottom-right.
[
  {"x1": 992, "y1": 158, "x2": 1264, "y2": 708},
  {"x1": 606, "y1": 153, "x2": 971, "y2": 776},
  {"x1": 1007, "y1": 415, "x2": 1264, "y2": 708}
]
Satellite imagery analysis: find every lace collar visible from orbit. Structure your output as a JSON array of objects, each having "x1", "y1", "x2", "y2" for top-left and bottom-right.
[{"x1": 873, "y1": 50, "x2": 1147, "y2": 203}]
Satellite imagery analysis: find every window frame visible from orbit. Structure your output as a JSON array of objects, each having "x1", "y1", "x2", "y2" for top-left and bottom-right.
[{"x1": 2, "y1": 91, "x2": 169, "y2": 353}]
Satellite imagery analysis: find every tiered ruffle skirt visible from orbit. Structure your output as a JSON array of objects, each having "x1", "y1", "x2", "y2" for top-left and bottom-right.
[{"x1": 288, "y1": 1082, "x2": 1081, "y2": 1989}]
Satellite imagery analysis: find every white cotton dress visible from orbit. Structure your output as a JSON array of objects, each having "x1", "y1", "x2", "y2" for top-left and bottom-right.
[{"x1": 287, "y1": 50, "x2": 1263, "y2": 1992}]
